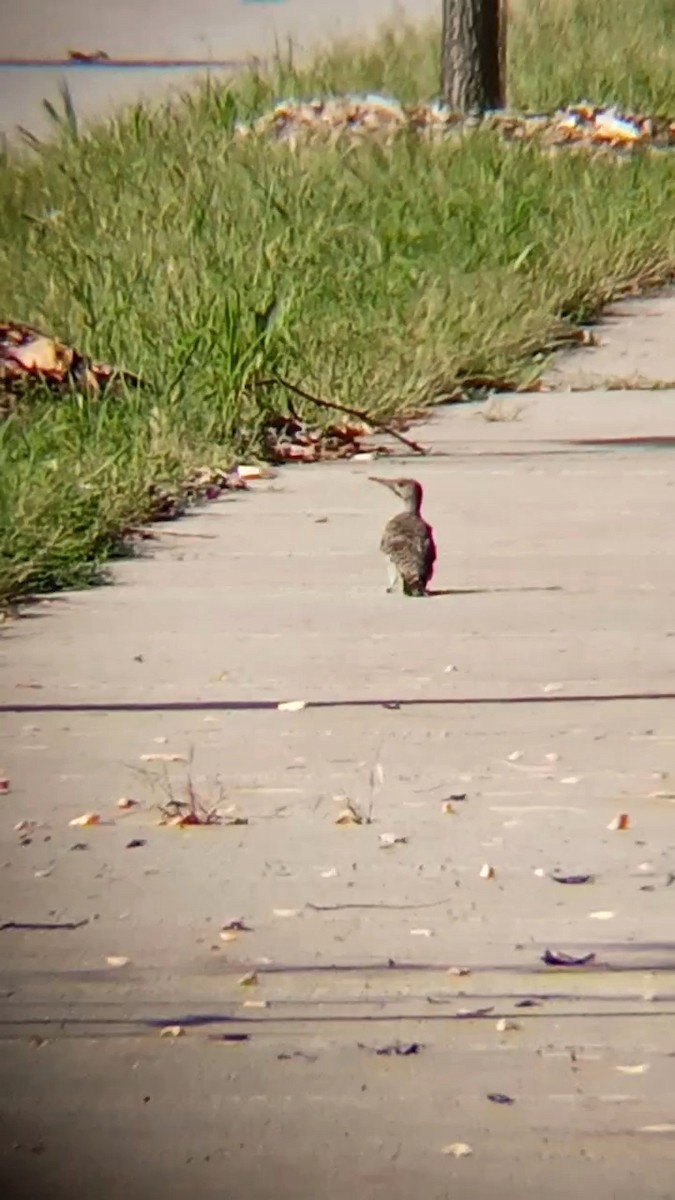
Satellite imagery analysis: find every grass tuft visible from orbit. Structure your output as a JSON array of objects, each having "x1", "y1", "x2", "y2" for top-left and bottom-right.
[{"x1": 1, "y1": 0, "x2": 675, "y2": 602}]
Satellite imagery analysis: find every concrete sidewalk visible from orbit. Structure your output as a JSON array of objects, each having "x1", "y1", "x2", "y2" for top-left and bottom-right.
[
  {"x1": 2, "y1": 388, "x2": 675, "y2": 1199},
  {"x1": 1, "y1": 0, "x2": 437, "y2": 138}
]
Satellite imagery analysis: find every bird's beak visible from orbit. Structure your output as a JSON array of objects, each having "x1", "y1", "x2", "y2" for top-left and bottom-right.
[{"x1": 368, "y1": 476, "x2": 396, "y2": 492}]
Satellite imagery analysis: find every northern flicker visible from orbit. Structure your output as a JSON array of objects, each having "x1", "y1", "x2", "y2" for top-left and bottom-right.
[{"x1": 369, "y1": 476, "x2": 436, "y2": 596}]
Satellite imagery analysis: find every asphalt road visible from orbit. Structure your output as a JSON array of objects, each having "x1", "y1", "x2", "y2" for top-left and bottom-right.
[{"x1": 1, "y1": 0, "x2": 438, "y2": 138}]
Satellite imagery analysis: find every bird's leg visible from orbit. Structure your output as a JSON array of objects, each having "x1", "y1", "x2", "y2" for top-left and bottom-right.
[{"x1": 386, "y1": 561, "x2": 401, "y2": 594}]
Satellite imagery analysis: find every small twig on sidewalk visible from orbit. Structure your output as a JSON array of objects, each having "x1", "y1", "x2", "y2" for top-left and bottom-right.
[
  {"x1": 255, "y1": 374, "x2": 428, "y2": 456},
  {"x1": 306, "y1": 895, "x2": 455, "y2": 912}
]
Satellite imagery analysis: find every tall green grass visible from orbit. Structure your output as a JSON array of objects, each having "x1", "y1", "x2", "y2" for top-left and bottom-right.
[{"x1": 1, "y1": 0, "x2": 675, "y2": 602}]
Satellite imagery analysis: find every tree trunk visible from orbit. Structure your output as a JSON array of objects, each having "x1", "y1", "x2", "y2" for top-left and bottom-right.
[{"x1": 441, "y1": 0, "x2": 505, "y2": 115}]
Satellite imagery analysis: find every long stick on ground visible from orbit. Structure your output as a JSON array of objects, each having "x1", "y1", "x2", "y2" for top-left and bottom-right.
[{"x1": 256, "y1": 373, "x2": 428, "y2": 455}]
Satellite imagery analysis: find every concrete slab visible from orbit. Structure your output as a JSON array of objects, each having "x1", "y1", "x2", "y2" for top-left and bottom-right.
[
  {"x1": 3, "y1": 391, "x2": 675, "y2": 1198},
  {"x1": 545, "y1": 292, "x2": 675, "y2": 389}
]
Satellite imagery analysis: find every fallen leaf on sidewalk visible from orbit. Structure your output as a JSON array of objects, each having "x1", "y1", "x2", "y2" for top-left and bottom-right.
[
  {"x1": 608, "y1": 812, "x2": 630, "y2": 831},
  {"x1": 542, "y1": 949, "x2": 596, "y2": 967},
  {"x1": 69, "y1": 812, "x2": 100, "y2": 827},
  {"x1": 219, "y1": 930, "x2": 239, "y2": 943},
  {"x1": 379, "y1": 832, "x2": 408, "y2": 848},
  {"x1": 106, "y1": 956, "x2": 130, "y2": 968},
  {"x1": 442, "y1": 1142, "x2": 473, "y2": 1158},
  {"x1": 140, "y1": 753, "x2": 188, "y2": 763},
  {"x1": 117, "y1": 797, "x2": 139, "y2": 810},
  {"x1": 551, "y1": 873, "x2": 594, "y2": 885},
  {"x1": 358, "y1": 1041, "x2": 422, "y2": 1056},
  {"x1": 335, "y1": 803, "x2": 365, "y2": 826},
  {"x1": 487, "y1": 1093, "x2": 515, "y2": 1105},
  {"x1": 159, "y1": 1025, "x2": 185, "y2": 1038},
  {"x1": 208, "y1": 1033, "x2": 250, "y2": 1044},
  {"x1": 447, "y1": 966, "x2": 471, "y2": 977},
  {"x1": 479, "y1": 863, "x2": 496, "y2": 880},
  {"x1": 542, "y1": 682, "x2": 563, "y2": 693},
  {"x1": 456, "y1": 1006, "x2": 494, "y2": 1019},
  {"x1": 238, "y1": 972, "x2": 259, "y2": 987},
  {"x1": 442, "y1": 801, "x2": 456, "y2": 815},
  {"x1": 125, "y1": 839, "x2": 146, "y2": 849},
  {"x1": 222, "y1": 919, "x2": 252, "y2": 932},
  {"x1": 243, "y1": 999, "x2": 268, "y2": 1009},
  {"x1": 616, "y1": 1064, "x2": 649, "y2": 1075},
  {"x1": 495, "y1": 1018, "x2": 521, "y2": 1032},
  {"x1": 0, "y1": 778, "x2": 10, "y2": 793},
  {"x1": 277, "y1": 700, "x2": 307, "y2": 713}
]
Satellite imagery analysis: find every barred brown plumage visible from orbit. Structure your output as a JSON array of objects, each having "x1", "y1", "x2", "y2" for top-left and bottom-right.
[{"x1": 369, "y1": 476, "x2": 436, "y2": 596}]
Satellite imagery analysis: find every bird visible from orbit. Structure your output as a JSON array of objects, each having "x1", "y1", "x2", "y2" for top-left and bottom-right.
[{"x1": 369, "y1": 476, "x2": 436, "y2": 596}]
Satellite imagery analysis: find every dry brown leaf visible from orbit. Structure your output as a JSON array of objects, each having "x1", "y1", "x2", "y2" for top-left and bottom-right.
[
  {"x1": 608, "y1": 812, "x2": 631, "y2": 831},
  {"x1": 379, "y1": 832, "x2": 408, "y2": 848},
  {"x1": 106, "y1": 956, "x2": 130, "y2": 968},
  {"x1": 159, "y1": 1025, "x2": 185, "y2": 1038},
  {"x1": 442, "y1": 1143, "x2": 473, "y2": 1158},
  {"x1": 69, "y1": 812, "x2": 101, "y2": 827},
  {"x1": 277, "y1": 700, "x2": 307, "y2": 713},
  {"x1": 335, "y1": 808, "x2": 363, "y2": 826},
  {"x1": 0, "y1": 777, "x2": 10, "y2": 793},
  {"x1": 238, "y1": 972, "x2": 259, "y2": 987}
]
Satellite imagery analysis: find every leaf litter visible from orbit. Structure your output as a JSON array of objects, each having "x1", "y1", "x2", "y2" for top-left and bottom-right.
[{"x1": 235, "y1": 96, "x2": 675, "y2": 158}]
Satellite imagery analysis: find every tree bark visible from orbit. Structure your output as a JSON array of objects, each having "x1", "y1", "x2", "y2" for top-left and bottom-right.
[{"x1": 442, "y1": 0, "x2": 505, "y2": 115}]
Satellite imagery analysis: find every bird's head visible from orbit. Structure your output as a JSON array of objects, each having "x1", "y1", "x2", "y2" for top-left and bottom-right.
[{"x1": 369, "y1": 476, "x2": 423, "y2": 513}]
